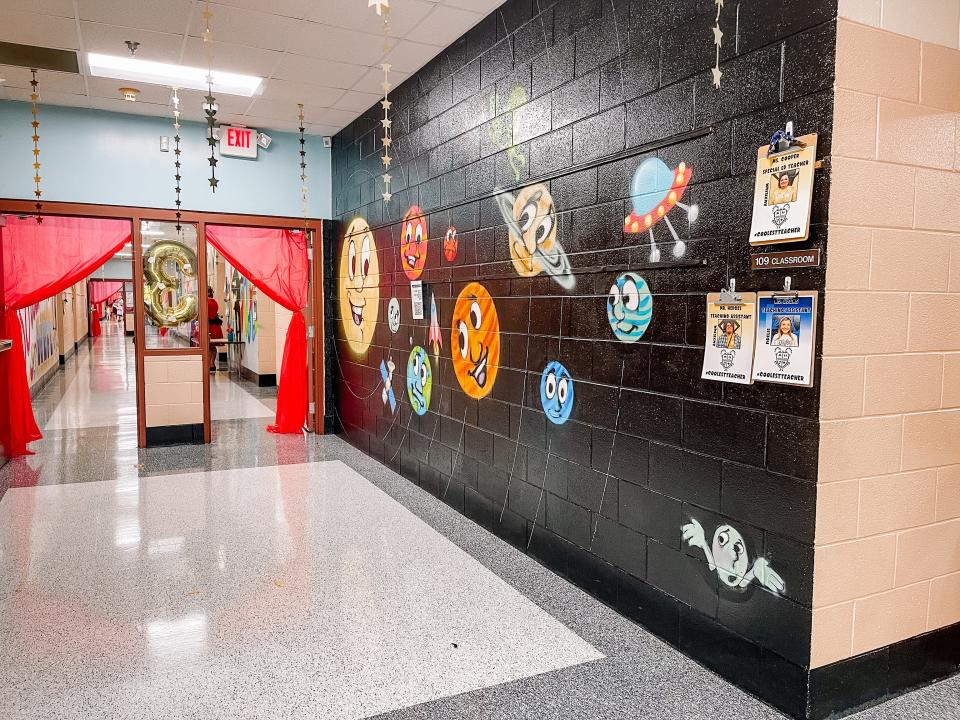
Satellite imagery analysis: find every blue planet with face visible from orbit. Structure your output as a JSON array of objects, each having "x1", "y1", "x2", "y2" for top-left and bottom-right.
[
  {"x1": 406, "y1": 345, "x2": 432, "y2": 416},
  {"x1": 607, "y1": 272, "x2": 653, "y2": 343},
  {"x1": 540, "y1": 361, "x2": 574, "y2": 425}
]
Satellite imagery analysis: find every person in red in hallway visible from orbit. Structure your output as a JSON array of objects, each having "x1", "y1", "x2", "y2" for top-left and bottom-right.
[{"x1": 208, "y1": 287, "x2": 224, "y2": 371}]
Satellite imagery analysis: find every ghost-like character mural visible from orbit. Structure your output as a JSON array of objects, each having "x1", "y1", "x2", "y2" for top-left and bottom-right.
[
  {"x1": 540, "y1": 361, "x2": 574, "y2": 425},
  {"x1": 400, "y1": 205, "x2": 428, "y2": 280},
  {"x1": 623, "y1": 158, "x2": 699, "y2": 262},
  {"x1": 406, "y1": 345, "x2": 432, "y2": 416},
  {"x1": 451, "y1": 282, "x2": 500, "y2": 399},
  {"x1": 496, "y1": 183, "x2": 574, "y2": 290},
  {"x1": 682, "y1": 518, "x2": 785, "y2": 594},
  {"x1": 607, "y1": 272, "x2": 653, "y2": 343},
  {"x1": 387, "y1": 296, "x2": 401, "y2": 334},
  {"x1": 338, "y1": 217, "x2": 380, "y2": 356}
]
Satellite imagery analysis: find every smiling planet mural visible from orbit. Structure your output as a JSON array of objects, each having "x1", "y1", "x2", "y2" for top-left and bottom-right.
[
  {"x1": 540, "y1": 361, "x2": 574, "y2": 425},
  {"x1": 338, "y1": 217, "x2": 380, "y2": 356},
  {"x1": 607, "y1": 272, "x2": 653, "y2": 343},
  {"x1": 451, "y1": 282, "x2": 500, "y2": 399},
  {"x1": 400, "y1": 205, "x2": 428, "y2": 280}
]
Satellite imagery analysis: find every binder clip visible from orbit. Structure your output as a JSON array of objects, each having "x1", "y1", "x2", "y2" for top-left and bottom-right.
[
  {"x1": 773, "y1": 275, "x2": 799, "y2": 301},
  {"x1": 719, "y1": 278, "x2": 742, "y2": 303}
]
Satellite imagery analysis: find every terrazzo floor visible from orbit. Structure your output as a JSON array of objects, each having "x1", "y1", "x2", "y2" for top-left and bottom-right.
[{"x1": 0, "y1": 334, "x2": 957, "y2": 719}]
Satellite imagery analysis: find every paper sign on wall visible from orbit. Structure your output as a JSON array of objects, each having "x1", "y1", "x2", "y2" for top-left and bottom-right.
[
  {"x1": 751, "y1": 291, "x2": 818, "y2": 387},
  {"x1": 410, "y1": 280, "x2": 424, "y2": 320},
  {"x1": 748, "y1": 133, "x2": 818, "y2": 246},
  {"x1": 701, "y1": 293, "x2": 758, "y2": 385}
]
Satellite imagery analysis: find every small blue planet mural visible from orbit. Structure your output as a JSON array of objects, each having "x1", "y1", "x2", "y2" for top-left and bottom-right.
[
  {"x1": 607, "y1": 272, "x2": 653, "y2": 343},
  {"x1": 406, "y1": 345, "x2": 432, "y2": 416},
  {"x1": 540, "y1": 361, "x2": 574, "y2": 425}
]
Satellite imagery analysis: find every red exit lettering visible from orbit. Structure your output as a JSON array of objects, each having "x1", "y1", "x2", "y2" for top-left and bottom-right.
[{"x1": 227, "y1": 128, "x2": 250, "y2": 148}]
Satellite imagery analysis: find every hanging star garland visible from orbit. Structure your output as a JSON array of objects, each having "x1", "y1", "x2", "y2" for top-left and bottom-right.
[
  {"x1": 29, "y1": 69, "x2": 43, "y2": 223},
  {"x1": 171, "y1": 88, "x2": 183, "y2": 234},
  {"x1": 298, "y1": 104, "x2": 308, "y2": 231},
  {"x1": 202, "y1": 1, "x2": 219, "y2": 192},
  {"x1": 711, "y1": 0, "x2": 724, "y2": 88},
  {"x1": 372, "y1": 0, "x2": 393, "y2": 204}
]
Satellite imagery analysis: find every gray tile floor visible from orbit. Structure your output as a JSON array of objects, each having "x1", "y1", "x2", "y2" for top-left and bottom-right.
[{"x1": 0, "y1": 344, "x2": 957, "y2": 719}]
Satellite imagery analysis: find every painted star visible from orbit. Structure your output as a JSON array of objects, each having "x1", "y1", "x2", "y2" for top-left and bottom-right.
[
  {"x1": 711, "y1": 66, "x2": 723, "y2": 88},
  {"x1": 712, "y1": 24, "x2": 723, "y2": 46}
]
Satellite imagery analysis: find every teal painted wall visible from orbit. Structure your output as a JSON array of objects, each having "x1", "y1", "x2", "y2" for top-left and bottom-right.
[{"x1": 0, "y1": 101, "x2": 331, "y2": 218}]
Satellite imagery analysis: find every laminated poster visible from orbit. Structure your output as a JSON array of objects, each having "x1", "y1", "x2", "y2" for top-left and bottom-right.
[
  {"x1": 410, "y1": 280, "x2": 424, "y2": 320},
  {"x1": 751, "y1": 291, "x2": 818, "y2": 387},
  {"x1": 748, "y1": 133, "x2": 818, "y2": 246},
  {"x1": 701, "y1": 292, "x2": 757, "y2": 385}
]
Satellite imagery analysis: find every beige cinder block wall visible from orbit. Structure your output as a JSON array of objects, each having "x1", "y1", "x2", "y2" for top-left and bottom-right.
[
  {"x1": 812, "y1": 11, "x2": 960, "y2": 667},
  {"x1": 143, "y1": 355, "x2": 204, "y2": 427}
]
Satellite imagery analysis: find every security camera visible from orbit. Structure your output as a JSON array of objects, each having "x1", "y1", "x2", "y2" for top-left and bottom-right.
[{"x1": 257, "y1": 132, "x2": 272, "y2": 150}]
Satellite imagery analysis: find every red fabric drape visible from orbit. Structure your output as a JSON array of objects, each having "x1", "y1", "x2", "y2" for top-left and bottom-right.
[
  {"x1": 89, "y1": 280, "x2": 124, "y2": 304},
  {"x1": 1, "y1": 215, "x2": 131, "y2": 456},
  {"x1": 205, "y1": 226, "x2": 309, "y2": 434}
]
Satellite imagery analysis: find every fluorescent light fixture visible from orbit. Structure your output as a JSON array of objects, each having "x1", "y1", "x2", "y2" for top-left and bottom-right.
[{"x1": 87, "y1": 53, "x2": 262, "y2": 97}]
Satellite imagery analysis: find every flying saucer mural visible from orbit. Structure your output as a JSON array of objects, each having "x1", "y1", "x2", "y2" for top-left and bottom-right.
[{"x1": 624, "y1": 158, "x2": 699, "y2": 262}]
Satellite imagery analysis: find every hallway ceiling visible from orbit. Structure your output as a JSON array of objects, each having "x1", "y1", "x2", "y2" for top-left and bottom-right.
[{"x1": 0, "y1": 0, "x2": 503, "y2": 136}]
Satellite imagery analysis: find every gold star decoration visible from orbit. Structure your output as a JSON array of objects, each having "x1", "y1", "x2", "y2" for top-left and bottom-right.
[
  {"x1": 372, "y1": 5, "x2": 394, "y2": 204},
  {"x1": 29, "y1": 69, "x2": 42, "y2": 221},
  {"x1": 368, "y1": 0, "x2": 389, "y2": 16}
]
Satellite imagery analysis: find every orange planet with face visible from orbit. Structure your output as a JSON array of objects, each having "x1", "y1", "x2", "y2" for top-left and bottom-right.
[
  {"x1": 400, "y1": 205, "x2": 428, "y2": 280},
  {"x1": 451, "y1": 282, "x2": 500, "y2": 399}
]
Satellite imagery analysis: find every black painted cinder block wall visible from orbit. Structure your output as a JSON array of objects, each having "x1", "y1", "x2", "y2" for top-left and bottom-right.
[{"x1": 331, "y1": 1, "x2": 837, "y2": 717}]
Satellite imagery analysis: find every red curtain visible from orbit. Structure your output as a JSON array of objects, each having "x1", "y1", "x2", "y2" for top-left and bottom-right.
[
  {"x1": 206, "y1": 226, "x2": 309, "y2": 434},
  {"x1": 1, "y1": 215, "x2": 131, "y2": 456},
  {"x1": 89, "y1": 280, "x2": 124, "y2": 304}
]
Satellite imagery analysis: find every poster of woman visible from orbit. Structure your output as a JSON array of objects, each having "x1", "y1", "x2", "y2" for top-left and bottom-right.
[{"x1": 752, "y1": 292, "x2": 818, "y2": 387}]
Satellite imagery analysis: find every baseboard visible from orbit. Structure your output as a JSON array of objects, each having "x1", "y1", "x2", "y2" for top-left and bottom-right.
[
  {"x1": 145, "y1": 423, "x2": 205, "y2": 447},
  {"x1": 28, "y1": 363, "x2": 59, "y2": 398},
  {"x1": 808, "y1": 622, "x2": 960, "y2": 719},
  {"x1": 240, "y1": 365, "x2": 277, "y2": 387}
]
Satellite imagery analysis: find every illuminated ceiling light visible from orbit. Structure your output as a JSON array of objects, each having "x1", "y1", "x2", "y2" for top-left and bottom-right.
[{"x1": 87, "y1": 53, "x2": 262, "y2": 97}]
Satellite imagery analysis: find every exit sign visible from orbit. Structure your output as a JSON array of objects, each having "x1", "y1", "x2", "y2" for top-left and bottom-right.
[{"x1": 220, "y1": 125, "x2": 258, "y2": 159}]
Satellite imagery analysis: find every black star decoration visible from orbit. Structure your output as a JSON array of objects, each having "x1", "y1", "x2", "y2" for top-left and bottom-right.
[{"x1": 209, "y1": 177, "x2": 219, "y2": 190}]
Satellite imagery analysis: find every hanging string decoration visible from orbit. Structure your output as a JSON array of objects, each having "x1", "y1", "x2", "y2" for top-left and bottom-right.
[
  {"x1": 171, "y1": 89, "x2": 183, "y2": 233},
  {"x1": 298, "y1": 104, "x2": 308, "y2": 229},
  {"x1": 202, "y1": 1, "x2": 219, "y2": 191},
  {"x1": 29, "y1": 69, "x2": 42, "y2": 223},
  {"x1": 370, "y1": 0, "x2": 393, "y2": 204},
  {"x1": 711, "y1": 0, "x2": 724, "y2": 88}
]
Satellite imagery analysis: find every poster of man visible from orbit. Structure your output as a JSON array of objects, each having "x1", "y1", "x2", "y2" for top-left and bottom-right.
[{"x1": 702, "y1": 293, "x2": 757, "y2": 385}]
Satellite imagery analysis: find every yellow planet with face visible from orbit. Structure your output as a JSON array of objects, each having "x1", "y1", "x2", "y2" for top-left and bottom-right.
[{"x1": 339, "y1": 217, "x2": 380, "y2": 355}]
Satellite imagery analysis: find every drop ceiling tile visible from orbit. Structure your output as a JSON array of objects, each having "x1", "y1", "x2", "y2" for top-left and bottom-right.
[
  {"x1": 351, "y1": 65, "x2": 410, "y2": 95},
  {"x1": 80, "y1": 22, "x2": 184, "y2": 64},
  {"x1": 208, "y1": 0, "x2": 312, "y2": 20},
  {"x1": 236, "y1": 113, "x2": 302, "y2": 133},
  {"x1": 0, "y1": 66, "x2": 85, "y2": 94},
  {"x1": 441, "y1": 0, "x2": 504, "y2": 12},
  {"x1": 6, "y1": 87, "x2": 89, "y2": 107},
  {"x1": 187, "y1": 4, "x2": 300, "y2": 52},
  {"x1": 334, "y1": 89, "x2": 382, "y2": 112},
  {"x1": 257, "y1": 78, "x2": 344, "y2": 108},
  {"x1": 272, "y1": 54, "x2": 367, "y2": 89},
  {"x1": 0, "y1": 10, "x2": 80, "y2": 49},
  {"x1": 86, "y1": 76, "x2": 173, "y2": 104},
  {"x1": 180, "y1": 37, "x2": 283, "y2": 78},
  {"x1": 284, "y1": 22, "x2": 392, "y2": 67},
  {"x1": 405, "y1": 4, "x2": 482, "y2": 46},
  {"x1": 5, "y1": 0, "x2": 76, "y2": 17},
  {"x1": 304, "y1": 0, "x2": 436, "y2": 37},
  {"x1": 77, "y1": 0, "x2": 194, "y2": 35},
  {"x1": 88, "y1": 95, "x2": 171, "y2": 116},
  {"x1": 381, "y1": 39, "x2": 442, "y2": 73},
  {"x1": 305, "y1": 122, "x2": 340, "y2": 135},
  {"x1": 315, "y1": 107, "x2": 359, "y2": 127},
  {"x1": 179, "y1": 87, "x2": 251, "y2": 115}
]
